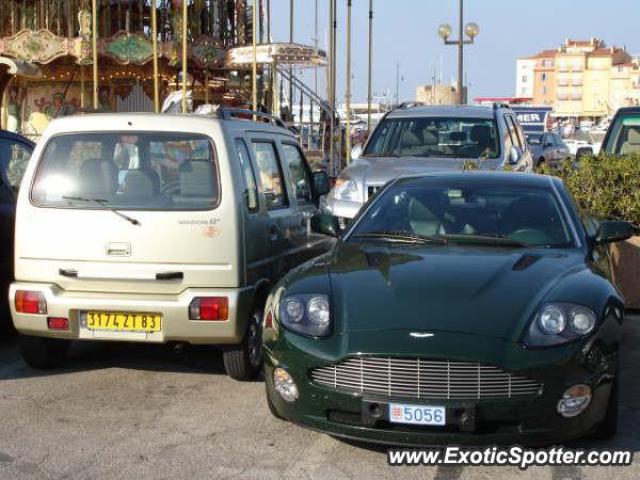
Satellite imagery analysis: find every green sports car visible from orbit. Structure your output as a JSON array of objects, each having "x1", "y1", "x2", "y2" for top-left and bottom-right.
[{"x1": 262, "y1": 172, "x2": 635, "y2": 446}]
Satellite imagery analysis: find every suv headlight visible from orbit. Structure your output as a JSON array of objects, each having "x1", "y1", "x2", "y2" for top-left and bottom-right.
[
  {"x1": 278, "y1": 294, "x2": 331, "y2": 337},
  {"x1": 332, "y1": 176, "x2": 359, "y2": 202},
  {"x1": 524, "y1": 303, "x2": 597, "y2": 347}
]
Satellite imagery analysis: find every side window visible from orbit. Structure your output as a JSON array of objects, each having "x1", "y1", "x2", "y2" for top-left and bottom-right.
[
  {"x1": 236, "y1": 138, "x2": 259, "y2": 212},
  {"x1": 0, "y1": 140, "x2": 32, "y2": 191},
  {"x1": 251, "y1": 141, "x2": 288, "y2": 210},
  {"x1": 280, "y1": 143, "x2": 312, "y2": 203},
  {"x1": 500, "y1": 116, "x2": 514, "y2": 153},
  {"x1": 505, "y1": 115, "x2": 524, "y2": 148}
]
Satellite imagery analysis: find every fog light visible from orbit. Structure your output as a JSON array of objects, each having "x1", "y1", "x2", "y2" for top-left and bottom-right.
[
  {"x1": 47, "y1": 317, "x2": 69, "y2": 330},
  {"x1": 557, "y1": 384, "x2": 592, "y2": 418},
  {"x1": 273, "y1": 368, "x2": 298, "y2": 402}
]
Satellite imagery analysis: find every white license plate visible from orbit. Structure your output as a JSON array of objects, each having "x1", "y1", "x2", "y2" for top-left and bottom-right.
[{"x1": 389, "y1": 403, "x2": 446, "y2": 426}]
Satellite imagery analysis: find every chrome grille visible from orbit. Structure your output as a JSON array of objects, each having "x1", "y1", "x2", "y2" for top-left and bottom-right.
[{"x1": 310, "y1": 357, "x2": 542, "y2": 400}]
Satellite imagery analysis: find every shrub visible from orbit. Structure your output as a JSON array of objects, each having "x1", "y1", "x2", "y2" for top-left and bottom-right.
[{"x1": 544, "y1": 154, "x2": 640, "y2": 227}]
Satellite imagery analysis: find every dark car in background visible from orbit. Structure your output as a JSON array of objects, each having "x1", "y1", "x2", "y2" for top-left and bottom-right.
[
  {"x1": 263, "y1": 172, "x2": 633, "y2": 446},
  {"x1": 0, "y1": 130, "x2": 34, "y2": 331},
  {"x1": 526, "y1": 132, "x2": 571, "y2": 168}
]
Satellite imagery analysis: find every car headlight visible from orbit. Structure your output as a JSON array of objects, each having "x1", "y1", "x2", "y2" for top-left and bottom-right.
[
  {"x1": 278, "y1": 294, "x2": 331, "y2": 337},
  {"x1": 332, "y1": 176, "x2": 359, "y2": 202},
  {"x1": 524, "y1": 303, "x2": 597, "y2": 347}
]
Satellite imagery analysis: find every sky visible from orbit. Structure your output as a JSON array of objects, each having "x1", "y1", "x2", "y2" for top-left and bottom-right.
[{"x1": 269, "y1": 0, "x2": 639, "y2": 104}]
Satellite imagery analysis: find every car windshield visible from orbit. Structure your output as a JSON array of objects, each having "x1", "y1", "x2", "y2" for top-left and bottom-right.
[
  {"x1": 349, "y1": 178, "x2": 574, "y2": 248},
  {"x1": 363, "y1": 117, "x2": 500, "y2": 159},
  {"x1": 604, "y1": 115, "x2": 640, "y2": 155},
  {"x1": 526, "y1": 134, "x2": 543, "y2": 145},
  {"x1": 31, "y1": 132, "x2": 219, "y2": 210}
]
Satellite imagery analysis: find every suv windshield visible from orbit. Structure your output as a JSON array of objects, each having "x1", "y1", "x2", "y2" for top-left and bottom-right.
[
  {"x1": 363, "y1": 117, "x2": 500, "y2": 159},
  {"x1": 31, "y1": 132, "x2": 219, "y2": 210},
  {"x1": 604, "y1": 114, "x2": 640, "y2": 155},
  {"x1": 349, "y1": 178, "x2": 574, "y2": 248}
]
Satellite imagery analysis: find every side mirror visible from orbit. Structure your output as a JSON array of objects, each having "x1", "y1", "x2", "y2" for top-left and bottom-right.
[
  {"x1": 509, "y1": 145, "x2": 522, "y2": 165},
  {"x1": 311, "y1": 171, "x2": 331, "y2": 197},
  {"x1": 575, "y1": 146, "x2": 594, "y2": 161},
  {"x1": 311, "y1": 211, "x2": 340, "y2": 238},
  {"x1": 593, "y1": 221, "x2": 636, "y2": 245}
]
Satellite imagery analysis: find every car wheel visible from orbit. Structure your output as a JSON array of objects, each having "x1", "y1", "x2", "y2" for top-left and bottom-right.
[
  {"x1": 223, "y1": 305, "x2": 263, "y2": 381},
  {"x1": 19, "y1": 334, "x2": 70, "y2": 369},
  {"x1": 265, "y1": 382, "x2": 284, "y2": 420},
  {"x1": 592, "y1": 378, "x2": 618, "y2": 440}
]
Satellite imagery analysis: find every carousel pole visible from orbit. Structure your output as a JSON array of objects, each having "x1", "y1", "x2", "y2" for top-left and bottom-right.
[
  {"x1": 181, "y1": 0, "x2": 188, "y2": 113},
  {"x1": 346, "y1": 0, "x2": 352, "y2": 163},
  {"x1": 367, "y1": 0, "x2": 373, "y2": 133},
  {"x1": 80, "y1": 65, "x2": 86, "y2": 109},
  {"x1": 252, "y1": 0, "x2": 258, "y2": 116},
  {"x1": 92, "y1": 0, "x2": 98, "y2": 109},
  {"x1": 205, "y1": 71, "x2": 210, "y2": 104},
  {"x1": 328, "y1": 0, "x2": 335, "y2": 176},
  {"x1": 151, "y1": 0, "x2": 160, "y2": 112}
]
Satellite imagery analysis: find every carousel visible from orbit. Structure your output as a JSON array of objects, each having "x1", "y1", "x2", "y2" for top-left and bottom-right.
[{"x1": 0, "y1": 0, "x2": 327, "y2": 139}]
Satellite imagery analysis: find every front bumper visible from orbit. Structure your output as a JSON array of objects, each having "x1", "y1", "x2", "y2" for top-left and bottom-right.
[
  {"x1": 263, "y1": 332, "x2": 616, "y2": 446},
  {"x1": 9, "y1": 282, "x2": 254, "y2": 345}
]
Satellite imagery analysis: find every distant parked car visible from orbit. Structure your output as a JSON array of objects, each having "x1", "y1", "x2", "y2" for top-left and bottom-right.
[
  {"x1": 564, "y1": 138, "x2": 591, "y2": 157},
  {"x1": 0, "y1": 130, "x2": 34, "y2": 330},
  {"x1": 526, "y1": 132, "x2": 571, "y2": 168},
  {"x1": 327, "y1": 104, "x2": 533, "y2": 226},
  {"x1": 576, "y1": 107, "x2": 640, "y2": 159}
]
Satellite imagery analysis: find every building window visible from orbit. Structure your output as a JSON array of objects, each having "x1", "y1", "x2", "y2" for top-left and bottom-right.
[
  {"x1": 522, "y1": 75, "x2": 528, "y2": 83},
  {"x1": 541, "y1": 73, "x2": 547, "y2": 82}
]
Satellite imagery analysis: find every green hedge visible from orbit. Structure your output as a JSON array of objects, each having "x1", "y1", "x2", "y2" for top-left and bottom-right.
[{"x1": 542, "y1": 154, "x2": 640, "y2": 227}]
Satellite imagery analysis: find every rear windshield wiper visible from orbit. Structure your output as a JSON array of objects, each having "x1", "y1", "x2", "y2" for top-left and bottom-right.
[
  {"x1": 440, "y1": 234, "x2": 529, "y2": 248},
  {"x1": 63, "y1": 196, "x2": 141, "y2": 226},
  {"x1": 351, "y1": 231, "x2": 447, "y2": 245}
]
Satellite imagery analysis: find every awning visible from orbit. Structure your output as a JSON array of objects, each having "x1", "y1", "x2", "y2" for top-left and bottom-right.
[
  {"x1": 0, "y1": 56, "x2": 43, "y2": 78},
  {"x1": 224, "y1": 43, "x2": 327, "y2": 69}
]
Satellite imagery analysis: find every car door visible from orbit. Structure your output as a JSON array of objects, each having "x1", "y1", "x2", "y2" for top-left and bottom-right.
[
  {"x1": 554, "y1": 134, "x2": 570, "y2": 161},
  {"x1": 247, "y1": 134, "x2": 297, "y2": 280},
  {"x1": 0, "y1": 138, "x2": 32, "y2": 269},
  {"x1": 278, "y1": 140, "x2": 332, "y2": 263},
  {"x1": 504, "y1": 114, "x2": 530, "y2": 171}
]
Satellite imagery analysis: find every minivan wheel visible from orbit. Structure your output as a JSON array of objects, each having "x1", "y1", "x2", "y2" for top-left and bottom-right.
[
  {"x1": 19, "y1": 334, "x2": 70, "y2": 369},
  {"x1": 223, "y1": 307, "x2": 263, "y2": 381}
]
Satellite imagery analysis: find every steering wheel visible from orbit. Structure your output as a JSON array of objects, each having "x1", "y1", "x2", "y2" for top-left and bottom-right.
[
  {"x1": 508, "y1": 228, "x2": 554, "y2": 245},
  {"x1": 161, "y1": 180, "x2": 180, "y2": 194}
]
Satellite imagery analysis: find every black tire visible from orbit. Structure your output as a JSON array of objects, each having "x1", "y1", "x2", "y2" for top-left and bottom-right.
[
  {"x1": 223, "y1": 305, "x2": 263, "y2": 381},
  {"x1": 592, "y1": 378, "x2": 618, "y2": 440},
  {"x1": 19, "y1": 334, "x2": 70, "y2": 369},
  {"x1": 266, "y1": 382, "x2": 284, "y2": 420}
]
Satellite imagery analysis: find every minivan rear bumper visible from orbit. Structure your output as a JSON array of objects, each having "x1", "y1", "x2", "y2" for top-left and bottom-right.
[{"x1": 9, "y1": 282, "x2": 254, "y2": 345}]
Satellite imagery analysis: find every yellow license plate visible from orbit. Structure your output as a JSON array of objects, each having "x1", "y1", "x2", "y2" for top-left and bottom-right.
[{"x1": 86, "y1": 312, "x2": 162, "y2": 333}]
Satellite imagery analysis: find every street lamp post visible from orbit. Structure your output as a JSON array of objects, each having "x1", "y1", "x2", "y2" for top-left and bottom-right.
[{"x1": 437, "y1": 0, "x2": 479, "y2": 105}]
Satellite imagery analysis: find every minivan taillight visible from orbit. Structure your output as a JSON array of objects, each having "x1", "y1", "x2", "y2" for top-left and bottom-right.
[
  {"x1": 15, "y1": 291, "x2": 47, "y2": 314},
  {"x1": 189, "y1": 297, "x2": 229, "y2": 321}
]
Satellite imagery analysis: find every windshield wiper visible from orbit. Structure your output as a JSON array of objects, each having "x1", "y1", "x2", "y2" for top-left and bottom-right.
[
  {"x1": 352, "y1": 231, "x2": 447, "y2": 245},
  {"x1": 440, "y1": 234, "x2": 529, "y2": 248},
  {"x1": 63, "y1": 196, "x2": 141, "y2": 226}
]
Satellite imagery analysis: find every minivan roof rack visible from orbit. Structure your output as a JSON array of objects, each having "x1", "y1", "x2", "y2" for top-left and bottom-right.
[
  {"x1": 397, "y1": 101, "x2": 426, "y2": 110},
  {"x1": 493, "y1": 102, "x2": 511, "y2": 110},
  {"x1": 217, "y1": 107, "x2": 287, "y2": 128}
]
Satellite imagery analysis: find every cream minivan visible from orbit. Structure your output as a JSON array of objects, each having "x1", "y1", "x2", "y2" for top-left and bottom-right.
[{"x1": 9, "y1": 110, "x2": 332, "y2": 380}]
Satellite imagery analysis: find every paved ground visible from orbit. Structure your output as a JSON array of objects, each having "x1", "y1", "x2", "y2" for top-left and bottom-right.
[{"x1": 0, "y1": 317, "x2": 639, "y2": 480}]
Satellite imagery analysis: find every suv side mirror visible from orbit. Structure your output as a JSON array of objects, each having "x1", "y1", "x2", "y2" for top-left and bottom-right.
[
  {"x1": 593, "y1": 221, "x2": 636, "y2": 245},
  {"x1": 311, "y1": 171, "x2": 331, "y2": 197},
  {"x1": 311, "y1": 211, "x2": 340, "y2": 237},
  {"x1": 575, "y1": 146, "x2": 594, "y2": 161},
  {"x1": 509, "y1": 145, "x2": 522, "y2": 165}
]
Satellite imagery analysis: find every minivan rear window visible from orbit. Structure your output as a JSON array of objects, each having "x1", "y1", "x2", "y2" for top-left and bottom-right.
[{"x1": 31, "y1": 132, "x2": 219, "y2": 210}]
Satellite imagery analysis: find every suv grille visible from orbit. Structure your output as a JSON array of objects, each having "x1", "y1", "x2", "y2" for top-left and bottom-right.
[{"x1": 310, "y1": 357, "x2": 542, "y2": 400}]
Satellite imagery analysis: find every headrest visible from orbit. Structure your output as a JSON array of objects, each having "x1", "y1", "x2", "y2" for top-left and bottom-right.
[{"x1": 422, "y1": 129, "x2": 439, "y2": 146}]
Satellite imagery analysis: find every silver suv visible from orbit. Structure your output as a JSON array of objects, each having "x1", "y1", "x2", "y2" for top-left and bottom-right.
[{"x1": 327, "y1": 104, "x2": 533, "y2": 222}]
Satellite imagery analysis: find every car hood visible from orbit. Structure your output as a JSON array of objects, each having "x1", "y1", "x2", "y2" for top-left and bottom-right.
[
  {"x1": 327, "y1": 242, "x2": 586, "y2": 342},
  {"x1": 349, "y1": 156, "x2": 502, "y2": 185}
]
